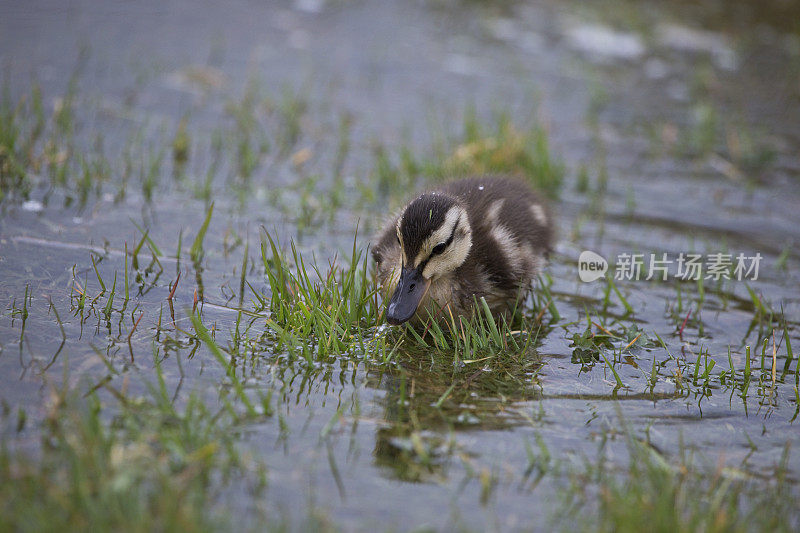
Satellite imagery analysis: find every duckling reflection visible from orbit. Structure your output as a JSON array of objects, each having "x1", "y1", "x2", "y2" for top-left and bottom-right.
[{"x1": 367, "y1": 349, "x2": 546, "y2": 483}]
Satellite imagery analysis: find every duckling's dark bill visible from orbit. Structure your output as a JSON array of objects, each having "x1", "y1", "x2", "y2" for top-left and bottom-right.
[{"x1": 386, "y1": 266, "x2": 430, "y2": 325}]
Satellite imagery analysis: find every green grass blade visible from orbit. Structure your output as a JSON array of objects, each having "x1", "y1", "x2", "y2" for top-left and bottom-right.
[{"x1": 190, "y1": 201, "x2": 215, "y2": 263}]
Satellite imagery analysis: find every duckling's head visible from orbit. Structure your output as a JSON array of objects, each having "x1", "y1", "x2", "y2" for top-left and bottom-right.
[{"x1": 387, "y1": 193, "x2": 472, "y2": 325}]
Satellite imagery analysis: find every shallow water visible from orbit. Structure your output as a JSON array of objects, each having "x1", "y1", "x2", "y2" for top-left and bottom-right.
[{"x1": 1, "y1": 0, "x2": 799, "y2": 529}]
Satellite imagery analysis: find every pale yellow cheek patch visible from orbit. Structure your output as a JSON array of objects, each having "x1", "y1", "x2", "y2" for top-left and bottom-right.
[{"x1": 422, "y1": 230, "x2": 472, "y2": 280}]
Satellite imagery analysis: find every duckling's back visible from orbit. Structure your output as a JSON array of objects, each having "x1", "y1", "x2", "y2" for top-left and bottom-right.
[{"x1": 439, "y1": 176, "x2": 552, "y2": 306}]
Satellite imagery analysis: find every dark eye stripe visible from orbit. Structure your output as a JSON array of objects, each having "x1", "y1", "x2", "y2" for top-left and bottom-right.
[
  {"x1": 418, "y1": 221, "x2": 459, "y2": 272},
  {"x1": 430, "y1": 223, "x2": 458, "y2": 256}
]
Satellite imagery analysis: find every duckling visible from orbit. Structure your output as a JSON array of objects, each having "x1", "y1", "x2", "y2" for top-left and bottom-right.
[{"x1": 371, "y1": 176, "x2": 552, "y2": 325}]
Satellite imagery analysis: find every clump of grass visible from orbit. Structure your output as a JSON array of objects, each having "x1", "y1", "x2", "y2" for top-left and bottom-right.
[
  {"x1": 407, "y1": 297, "x2": 540, "y2": 367},
  {"x1": 75, "y1": 141, "x2": 111, "y2": 208},
  {"x1": 725, "y1": 122, "x2": 777, "y2": 181},
  {"x1": 0, "y1": 83, "x2": 46, "y2": 200},
  {"x1": 570, "y1": 326, "x2": 612, "y2": 364},
  {"x1": 565, "y1": 428, "x2": 797, "y2": 533},
  {"x1": 363, "y1": 106, "x2": 565, "y2": 206},
  {"x1": 0, "y1": 364, "x2": 267, "y2": 532},
  {"x1": 254, "y1": 228, "x2": 387, "y2": 363},
  {"x1": 370, "y1": 142, "x2": 413, "y2": 200},
  {"x1": 439, "y1": 108, "x2": 565, "y2": 198},
  {"x1": 225, "y1": 79, "x2": 269, "y2": 182},
  {"x1": 569, "y1": 323, "x2": 638, "y2": 389},
  {"x1": 172, "y1": 116, "x2": 190, "y2": 168},
  {"x1": 677, "y1": 97, "x2": 777, "y2": 187},
  {"x1": 272, "y1": 86, "x2": 307, "y2": 156},
  {"x1": 687, "y1": 101, "x2": 719, "y2": 156}
]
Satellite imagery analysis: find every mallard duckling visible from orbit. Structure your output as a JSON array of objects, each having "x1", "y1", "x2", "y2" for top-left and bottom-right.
[{"x1": 371, "y1": 176, "x2": 552, "y2": 325}]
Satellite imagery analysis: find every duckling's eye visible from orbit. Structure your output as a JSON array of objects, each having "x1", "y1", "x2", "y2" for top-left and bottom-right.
[{"x1": 431, "y1": 242, "x2": 447, "y2": 256}]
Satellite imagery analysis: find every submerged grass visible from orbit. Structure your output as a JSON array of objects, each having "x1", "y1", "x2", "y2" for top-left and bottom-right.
[
  {"x1": 0, "y1": 361, "x2": 267, "y2": 532},
  {"x1": 560, "y1": 422, "x2": 798, "y2": 533}
]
